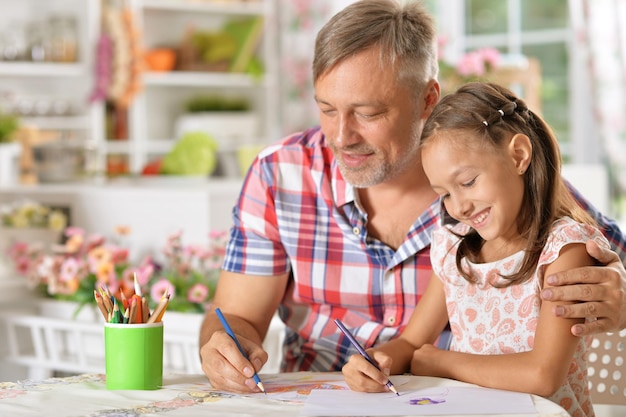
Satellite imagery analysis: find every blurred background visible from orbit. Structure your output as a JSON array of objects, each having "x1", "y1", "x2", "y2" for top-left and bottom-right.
[{"x1": 0, "y1": 0, "x2": 623, "y2": 226}]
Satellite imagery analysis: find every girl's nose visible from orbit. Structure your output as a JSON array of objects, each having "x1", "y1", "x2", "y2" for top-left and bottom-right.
[{"x1": 449, "y1": 196, "x2": 473, "y2": 220}]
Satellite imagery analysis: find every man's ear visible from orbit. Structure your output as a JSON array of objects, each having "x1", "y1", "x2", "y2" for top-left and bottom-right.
[
  {"x1": 422, "y1": 80, "x2": 440, "y2": 118},
  {"x1": 509, "y1": 133, "x2": 532, "y2": 174}
]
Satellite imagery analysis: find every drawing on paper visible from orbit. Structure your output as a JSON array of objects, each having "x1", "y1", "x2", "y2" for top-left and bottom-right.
[{"x1": 408, "y1": 388, "x2": 448, "y2": 405}]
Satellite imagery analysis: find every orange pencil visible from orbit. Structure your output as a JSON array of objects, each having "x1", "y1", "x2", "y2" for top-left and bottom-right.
[
  {"x1": 128, "y1": 297, "x2": 138, "y2": 324},
  {"x1": 120, "y1": 290, "x2": 129, "y2": 311}
]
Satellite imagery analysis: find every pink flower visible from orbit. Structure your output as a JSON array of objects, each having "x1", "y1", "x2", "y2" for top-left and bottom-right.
[
  {"x1": 479, "y1": 47, "x2": 501, "y2": 70},
  {"x1": 150, "y1": 278, "x2": 175, "y2": 303},
  {"x1": 64, "y1": 227, "x2": 84, "y2": 238},
  {"x1": 14, "y1": 256, "x2": 31, "y2": 275},
  {"x1": 59, "y1": 257, "x2": 82, "y2": 282},
  {"x1": 455, "y1": 48, "x2": 501, "y2": 78},
  {"x1": 110, "y1": 247, "x2": 129, "y2": 264},
  {"x1": 135, "y1": 262, "x2": 155, "y2": 286},
  {"x1": 187, "y1": 283, "x2": 209, "y2": 303},
  {"x1": 7, "y1": 242, "x2": 29, "y2": 259},
  {"x1": 208, "y1": 230, "x2": 227, "y2": 240},
  {"x1": 456, "y1": 50, "x2": 486, "y2": 76}
]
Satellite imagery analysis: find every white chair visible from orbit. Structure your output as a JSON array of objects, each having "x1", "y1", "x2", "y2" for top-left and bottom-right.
[{"x1": 587, "y1": 329, "x2": 626, "y2": 417}]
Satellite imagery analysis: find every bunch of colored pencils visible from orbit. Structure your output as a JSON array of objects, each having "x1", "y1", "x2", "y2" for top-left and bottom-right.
[{"x1": 94, "y1": 274, "x2": 170, "y2": 324}]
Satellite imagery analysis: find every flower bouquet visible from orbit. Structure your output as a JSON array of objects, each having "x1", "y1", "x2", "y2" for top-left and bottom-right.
[
  {"x1": 437, "y1": 40, "x2": 502, "y2": 95},
  {"x1": 8, "y1": 226, "x2": 229, "y2": 315},
  {"x1": 134, "y1": 229, "x2": 228, "y2": 313}
]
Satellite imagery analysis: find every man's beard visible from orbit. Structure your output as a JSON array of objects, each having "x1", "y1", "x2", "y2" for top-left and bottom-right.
[{"x1": 336, "y1": 127, "x2": 421, "y2": 189}]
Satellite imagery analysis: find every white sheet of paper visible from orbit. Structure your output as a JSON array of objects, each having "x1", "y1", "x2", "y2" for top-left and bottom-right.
[{"x1": 301, "y1": 386, "x2": 537, "y2": 416}]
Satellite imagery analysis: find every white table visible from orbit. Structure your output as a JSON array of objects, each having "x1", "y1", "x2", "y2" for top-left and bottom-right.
[{"x1": 0, "y1": 372, "x2": 569, "y2": 416}]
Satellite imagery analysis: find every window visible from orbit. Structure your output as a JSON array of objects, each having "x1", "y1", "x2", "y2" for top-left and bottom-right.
[{"x1": 431, "y1": 0, "x2": 587, "y2": 163}]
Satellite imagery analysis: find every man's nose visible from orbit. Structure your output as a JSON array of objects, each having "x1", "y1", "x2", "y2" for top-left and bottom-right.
[{"x1": 334, "y1": 115, "x2": 357, "y2": 147}]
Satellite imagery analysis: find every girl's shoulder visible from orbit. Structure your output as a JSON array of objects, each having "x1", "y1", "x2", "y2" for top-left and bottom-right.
[
  {"x1": 540, "y1": 216, "x2": 606, "y2": 264},
  {"x1": 549, "y1": 216, "x2": 604, "y2": 241}
]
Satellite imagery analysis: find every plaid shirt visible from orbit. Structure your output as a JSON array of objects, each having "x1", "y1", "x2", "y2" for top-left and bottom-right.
[{"x1": 223, "y1": 126, "x2": 626, "y2": 372}]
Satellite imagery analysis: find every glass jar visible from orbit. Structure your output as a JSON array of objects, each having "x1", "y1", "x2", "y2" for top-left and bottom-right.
[
  {"x1": 0, "y1": 22, "x2": 26, "y2": 61},
  {"x1": 26, "y1": 21, "x2": 49, "y2": 62},
  {"x1": 48, "y1": 15, "x2": 78, "y2": 63}
]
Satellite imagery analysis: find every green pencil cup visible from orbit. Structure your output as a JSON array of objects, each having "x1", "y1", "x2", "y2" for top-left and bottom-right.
[{"x1": 104, "y1": 322, "x2": 164, "y2": 390}]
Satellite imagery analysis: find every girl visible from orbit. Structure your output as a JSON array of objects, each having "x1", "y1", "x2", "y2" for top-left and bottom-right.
[{"x1": 342, "y1": 82, "x2": 602, "y2": 417}]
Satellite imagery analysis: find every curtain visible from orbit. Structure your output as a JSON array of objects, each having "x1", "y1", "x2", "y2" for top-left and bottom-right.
[{"x1": 570, "y1": 0, "x2": 626, "y2": 215}]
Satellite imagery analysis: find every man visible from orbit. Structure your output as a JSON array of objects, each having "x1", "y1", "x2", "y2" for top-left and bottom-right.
[{"x1": 200, "y1": 0, "x2": 626, "y2": 393}]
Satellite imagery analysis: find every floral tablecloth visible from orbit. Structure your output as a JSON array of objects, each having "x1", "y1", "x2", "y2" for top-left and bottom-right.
[{"x1": 0, "y1": 372, "x2": 569, "y2": 417}]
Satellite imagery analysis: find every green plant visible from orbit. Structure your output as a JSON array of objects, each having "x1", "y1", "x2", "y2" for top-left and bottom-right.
[
  {"x1": 0, "y1": 113, "x2": 19, "y2": 143},
  {"x1": 184, "y1": 95, "x2": 250, "y2": 113}
]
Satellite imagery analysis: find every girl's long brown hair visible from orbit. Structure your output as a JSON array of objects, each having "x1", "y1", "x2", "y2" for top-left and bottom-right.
[{"x1": 421, "y1": 82, "x2": 595, "y2": 286}]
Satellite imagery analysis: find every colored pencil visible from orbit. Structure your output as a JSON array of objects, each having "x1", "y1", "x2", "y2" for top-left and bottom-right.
[
  {"x1": 141, "y1": 296, "x2": 150, "y2": 323},
  {"x1": 94, "y1": 290, "x2": 109, "y2": 321},
  {"x1": 131, "y1": 273, "x2": 143, "y2": 323}
]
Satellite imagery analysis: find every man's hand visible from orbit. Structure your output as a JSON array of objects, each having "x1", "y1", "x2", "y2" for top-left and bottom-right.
[
  {"x1": 540, "y1": 238, "x2": 626, "y2": 336},
  {"x1": 200, "y1": 329, "x2": 268, "y2": 393}
]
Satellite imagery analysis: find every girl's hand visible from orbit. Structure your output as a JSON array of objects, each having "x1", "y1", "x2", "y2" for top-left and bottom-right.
[
  {"x1": 342, "y1": 350, "x2": 393, "y2": 393},
  {"x1": 410, "y1": 344, "x2": 442, "y2": 376}
]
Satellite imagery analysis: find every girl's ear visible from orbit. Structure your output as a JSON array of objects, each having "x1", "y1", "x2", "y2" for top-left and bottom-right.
[{"x1": 509, "y1": 133, "x2": 532, "y2": 174}]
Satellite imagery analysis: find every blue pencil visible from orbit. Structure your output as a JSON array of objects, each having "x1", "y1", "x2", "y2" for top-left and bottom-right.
[
  {"x1": 334, "y1": 318, "x2": 399, "y2": 396},
  {"x1": 214, "y1": 308, "x2": 266, "y2": 394}
]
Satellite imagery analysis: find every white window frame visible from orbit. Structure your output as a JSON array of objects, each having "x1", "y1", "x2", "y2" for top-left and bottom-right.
[{"x1": 433, "y1": 0, "x2": 598, "y2": 164}]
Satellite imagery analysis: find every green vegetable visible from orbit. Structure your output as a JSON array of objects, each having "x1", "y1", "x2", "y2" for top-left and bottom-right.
[{"x1": 160, "y1": 131, "x2": 218, "y2": 176}]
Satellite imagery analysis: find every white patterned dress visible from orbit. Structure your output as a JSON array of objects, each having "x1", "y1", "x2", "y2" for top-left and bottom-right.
[{"x1": 431, "y1": 216, "x2": 603, "y2": 417}]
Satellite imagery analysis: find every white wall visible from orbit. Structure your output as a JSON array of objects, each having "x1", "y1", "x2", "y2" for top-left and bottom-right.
[
  {"x1": 562, "y1": 163, "x2": 609, "y2": 215},
  {"x1": 0, "y1": 179, "x2": 242, "y2": 261}
]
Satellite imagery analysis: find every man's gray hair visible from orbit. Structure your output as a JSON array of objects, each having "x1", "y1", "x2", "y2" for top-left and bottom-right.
[{"x1": 313, "y1": 0, "x2": 439, "y2": 91}]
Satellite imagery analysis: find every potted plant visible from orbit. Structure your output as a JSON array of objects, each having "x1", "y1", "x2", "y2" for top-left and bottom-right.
[{"x1": 0, "y1": 113, "x2": 21, "y2": 186}]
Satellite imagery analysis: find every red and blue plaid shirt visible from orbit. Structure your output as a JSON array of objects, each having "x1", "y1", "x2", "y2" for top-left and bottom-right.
[{"x1": 223, "y1": 126, "x2": 626, "y2": 372}]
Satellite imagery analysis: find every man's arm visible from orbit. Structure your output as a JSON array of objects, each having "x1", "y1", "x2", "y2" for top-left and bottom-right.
[{"x1": 199, "y1": 270, "x2": 289, "y2": 392}]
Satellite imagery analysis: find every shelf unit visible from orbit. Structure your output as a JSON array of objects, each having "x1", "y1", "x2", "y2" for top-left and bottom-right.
[
  {"x1": 117, "y1": 0, "x2": 279, "y2": 174},
  {"x1": 0, "y1": 0, "x2": 104, "y2": 146},
  {"x1": 0, "y1": 0, "x2": 278, "y2": 177}
]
